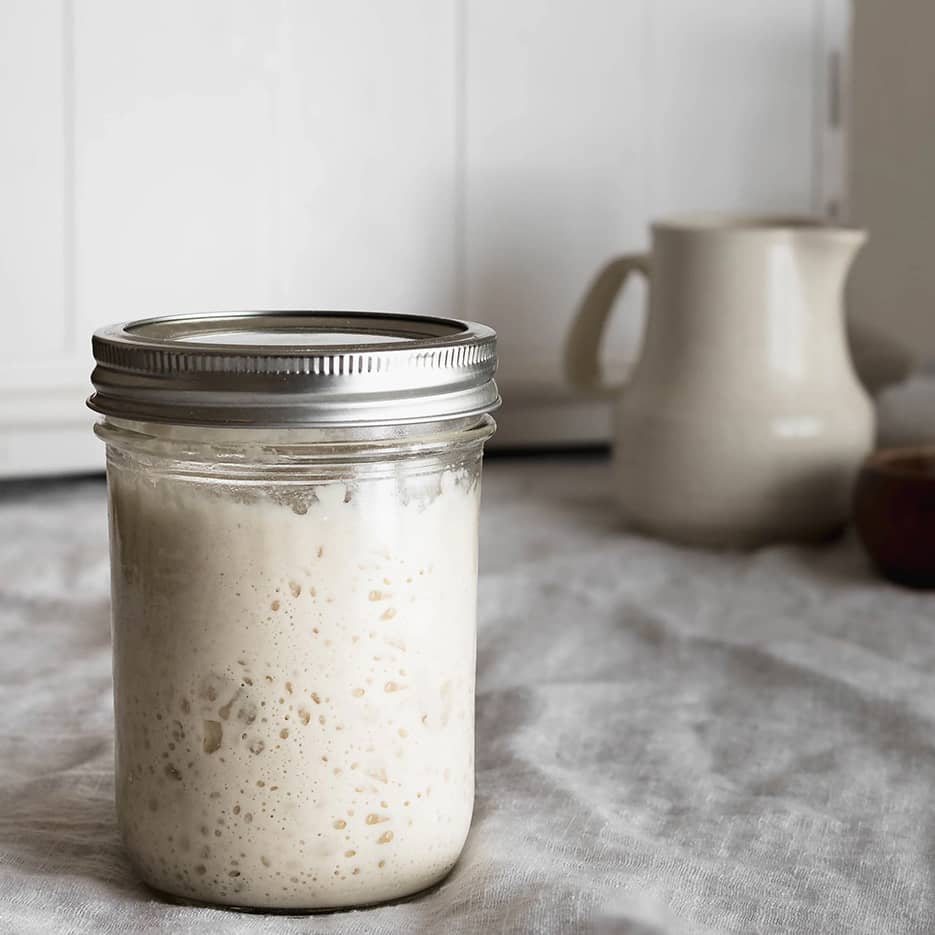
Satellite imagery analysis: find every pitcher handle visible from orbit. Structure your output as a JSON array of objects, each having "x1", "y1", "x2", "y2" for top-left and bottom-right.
[{"x1": 565, "y1": 253, "x2": 651, "y2": 393}]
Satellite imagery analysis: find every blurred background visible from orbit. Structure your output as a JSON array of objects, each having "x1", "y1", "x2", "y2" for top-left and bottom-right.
[{"x1": 1, "y1": 0, "x2": 931, "y2": 475}]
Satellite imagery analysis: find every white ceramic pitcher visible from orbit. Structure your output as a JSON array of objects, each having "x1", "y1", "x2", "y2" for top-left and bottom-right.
[{"x1": 566, "y1": 215, "x2": 874, "y2": 547}]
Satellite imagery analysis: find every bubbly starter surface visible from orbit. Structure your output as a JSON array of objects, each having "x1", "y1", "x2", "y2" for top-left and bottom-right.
[{"x1": 108, "y1": 464, "x2": 479, "y2": 908}]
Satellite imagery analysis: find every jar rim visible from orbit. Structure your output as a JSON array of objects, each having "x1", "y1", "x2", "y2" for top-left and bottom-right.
[{"x1": 88, "y1": 310, "x2": 500, "y2": 428}]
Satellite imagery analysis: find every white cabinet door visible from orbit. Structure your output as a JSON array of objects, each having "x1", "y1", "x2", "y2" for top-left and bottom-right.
[
  {"x1": 463, "y1": 0, "x2": 648, "y2": 445},
  {"x1": 467, "y1": 0, "x2": 833, "y2": 446},
  {"x1": 0, "y1": 0, "x2": 459, "y2": 477},
  {"x1": 0, "y1": 0, "x2": 94, "y2": 475},
  {"x1": 0, "y1": 0, "x2": 68, "y2": 361},
  {"x1": 73, "y1": 1, "x2": 458, "y2": 333},
  {"x1": 0, "y1": 0, "x2": 840, "y2": 474}
]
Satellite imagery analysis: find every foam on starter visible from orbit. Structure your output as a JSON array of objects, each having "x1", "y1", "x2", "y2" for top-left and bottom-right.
[{"x1": 108, "y1": 461, "x2": 479, "y2": 908}]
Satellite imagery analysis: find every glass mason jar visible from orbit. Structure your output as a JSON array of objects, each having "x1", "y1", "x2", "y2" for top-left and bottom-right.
[{"x1": 88, "y1": 312, "x2": 498, "y2": 911}]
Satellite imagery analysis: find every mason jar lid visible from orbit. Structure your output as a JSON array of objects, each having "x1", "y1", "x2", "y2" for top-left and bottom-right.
[{"x1": 88, "y1": 311, "x2": 500, "y2": 427}]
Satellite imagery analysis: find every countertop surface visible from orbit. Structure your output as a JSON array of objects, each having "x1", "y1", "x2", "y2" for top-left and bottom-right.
[{"x1": 2, "y1": 455, "x2": 934, "y2": 934}]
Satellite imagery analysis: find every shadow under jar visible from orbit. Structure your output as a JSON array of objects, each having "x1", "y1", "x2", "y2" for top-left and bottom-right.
[{"x1": 88, "y1": 312, "x2": 499, "y2": 911}]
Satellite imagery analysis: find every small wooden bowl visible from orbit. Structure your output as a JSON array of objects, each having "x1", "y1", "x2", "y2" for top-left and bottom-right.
[{"x1": 854, "y1": 445, "x2": 935, "y2": 588}]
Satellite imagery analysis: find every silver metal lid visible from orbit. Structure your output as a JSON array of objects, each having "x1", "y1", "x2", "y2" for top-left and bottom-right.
[{"x1": 88, "y1": 311, "x2": 499, "y2": 427}]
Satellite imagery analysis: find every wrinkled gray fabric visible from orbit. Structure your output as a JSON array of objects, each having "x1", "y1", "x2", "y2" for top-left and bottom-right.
[{"x1": 1, "y1": 457, "x2": 933, "y2": 934}]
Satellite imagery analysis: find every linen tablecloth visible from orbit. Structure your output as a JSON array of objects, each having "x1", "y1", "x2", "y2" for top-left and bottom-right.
[{"x1": 2, "y1": 456, "x2": 934, "y2": 934}]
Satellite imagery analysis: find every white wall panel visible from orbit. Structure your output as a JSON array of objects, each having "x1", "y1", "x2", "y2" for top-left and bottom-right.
[
  {"x1": 0, "y1": 0, "x2": 68, "y2": 359},
  {"x1": 269, "y1": 1, "x2": 458, "y2": 318},
  {"x1": 0, "y1": 0, "x2": 834, "y2": 473},
  {"x1": 465, "y1": 0, "x2": 822, "y2": 426},
  {"x1": 72, "y1": 0, "x2": 457, "y2": 339},
  {"x1": 463, "y1": 0, "x2": 647, "y2": 391},
  {"x1": 646, "y1": 0, "x2": 818, "y2": 216}
]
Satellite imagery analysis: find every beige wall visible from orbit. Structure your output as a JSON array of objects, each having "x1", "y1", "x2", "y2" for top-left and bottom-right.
[{"x1": 850, "y1": 0, "x2": 935, "y2": 355}]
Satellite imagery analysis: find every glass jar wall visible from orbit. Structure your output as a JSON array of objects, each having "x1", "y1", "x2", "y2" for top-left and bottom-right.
[{"x1": 99, "y1": 416, "x2": 494, "y2": 909}]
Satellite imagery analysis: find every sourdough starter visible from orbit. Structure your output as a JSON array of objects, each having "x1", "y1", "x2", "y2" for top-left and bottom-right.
[{"x1": 108, "y1": 461, "x2": 479, "y2": 908}]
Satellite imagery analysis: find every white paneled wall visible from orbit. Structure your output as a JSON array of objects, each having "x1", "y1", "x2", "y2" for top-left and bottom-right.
[
  {"x1": 74, "y1": 2, "x2": 458, "y2": 326},
  {"x1": 0, "y1": 0, "x2": 68, "y2": 361},
  {"x1": 0, "y1": 0, "x2": 844, "y2": 475},
  {"x1": 646, "y1": 1, "x2": 819, "y2": 214},
  {"x1": 464, "y1": 0, "x2": 647, "y2": 391}
]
